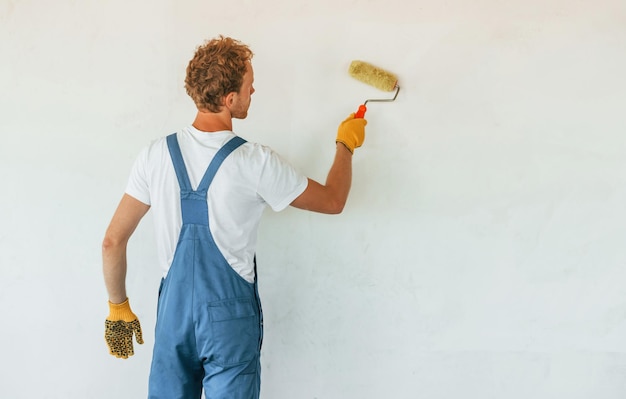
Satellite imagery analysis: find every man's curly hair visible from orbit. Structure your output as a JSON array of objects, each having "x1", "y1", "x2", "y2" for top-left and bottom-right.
[{"x1": 185, "y1": 36, "x2": 253, "y2": 112}]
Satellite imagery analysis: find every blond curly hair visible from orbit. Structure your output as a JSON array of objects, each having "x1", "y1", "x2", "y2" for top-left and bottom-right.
[{"x1": 185, "y1": 36, "x2": 253, "y2": 112}]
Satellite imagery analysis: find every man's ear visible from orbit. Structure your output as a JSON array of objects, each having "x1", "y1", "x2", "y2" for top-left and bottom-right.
[{"x1": 223, "y1": 92, "x2": 236, "y2": 109}]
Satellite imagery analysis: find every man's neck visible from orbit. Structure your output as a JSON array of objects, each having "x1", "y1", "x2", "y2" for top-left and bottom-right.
[{"x1": 191, "y1": 109, "x2": 233, "y2": 132}]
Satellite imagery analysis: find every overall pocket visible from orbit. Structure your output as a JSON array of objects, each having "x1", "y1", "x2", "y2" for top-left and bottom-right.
[{"x1": 208, "y1": 297, "x2": 260, "y2": 366}]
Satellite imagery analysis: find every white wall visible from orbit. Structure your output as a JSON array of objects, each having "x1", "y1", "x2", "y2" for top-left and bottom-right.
[{"x1": 2, "y1": 0, "x2": 626, "y2": 398}]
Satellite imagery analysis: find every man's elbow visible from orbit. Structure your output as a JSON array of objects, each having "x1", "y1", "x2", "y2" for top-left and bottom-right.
[
  {"x1": 102, "y1": 234, "x2": 126, "y2": 254},
  {"x1": 327, "y1": 198, "x2": 347, "y2": 214}
]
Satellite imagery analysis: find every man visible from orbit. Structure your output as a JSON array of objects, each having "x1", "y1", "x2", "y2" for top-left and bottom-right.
[{"x1": 102, "y1": 35, "x2": 366, "y2": 399}]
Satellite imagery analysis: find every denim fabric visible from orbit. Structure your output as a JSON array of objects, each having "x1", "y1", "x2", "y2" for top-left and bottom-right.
[{"x1": 148, "y1": 134, "x2": 262, "y2": 399}]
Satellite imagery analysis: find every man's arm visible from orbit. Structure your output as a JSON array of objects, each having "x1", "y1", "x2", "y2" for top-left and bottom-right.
[
  {"x1": 290, "y1": 143, "x2": 353, "y2": 214},
  {"x1": 102, "y1": 194, "x2": 150, "y2": 304}
]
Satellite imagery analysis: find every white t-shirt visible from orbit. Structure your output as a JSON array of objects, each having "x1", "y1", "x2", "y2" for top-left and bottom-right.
[{"x1": 125, "y1": 126, "x2": 308, "y2": 283}]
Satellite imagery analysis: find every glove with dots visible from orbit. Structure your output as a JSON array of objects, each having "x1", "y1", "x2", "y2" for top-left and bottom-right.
[{"x1": 104, "y1": 298, "x2": 143, "y2": 359}]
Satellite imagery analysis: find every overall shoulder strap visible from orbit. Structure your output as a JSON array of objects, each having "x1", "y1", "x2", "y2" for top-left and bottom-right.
[
  {"x1": 166, "y1": 134, "x2": 246, "y2": 225},
  {"x1": 196, "y1": 136, "x2": 247, "y2": 193},
  {"x1": 166, "y1": 133, "x2": 192, "y2": 192}
]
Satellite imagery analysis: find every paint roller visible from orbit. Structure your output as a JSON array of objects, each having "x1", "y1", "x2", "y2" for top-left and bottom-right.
[{"x1": 348, "y1": 60, "x2": 400, "y2": 118}]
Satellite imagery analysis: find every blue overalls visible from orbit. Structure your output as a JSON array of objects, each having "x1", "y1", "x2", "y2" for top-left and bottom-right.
[{"x1": 148, "y1": 134, "x2": 263, "y2": 399}]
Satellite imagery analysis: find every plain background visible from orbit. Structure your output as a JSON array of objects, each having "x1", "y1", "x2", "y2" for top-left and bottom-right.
[{"x1": 2, "y1": 0, "x2": 626, "y2": 398}]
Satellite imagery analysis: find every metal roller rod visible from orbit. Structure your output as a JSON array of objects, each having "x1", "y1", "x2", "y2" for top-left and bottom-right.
[{"x1": 364, "y1": 85, "x2": 401, "y2": 106}]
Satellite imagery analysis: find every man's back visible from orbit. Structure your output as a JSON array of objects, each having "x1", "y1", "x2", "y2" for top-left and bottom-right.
[{"x1": 126, "y1": 126, "x2": 308, "y2": 282}]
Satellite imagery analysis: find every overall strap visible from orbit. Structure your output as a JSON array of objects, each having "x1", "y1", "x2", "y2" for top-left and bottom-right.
[
  {"x1": 166, "y1": 133, "x2": 192, "y2": 192},
  {"x1": 197, "y1": 135, "x2": 246, "y2": 192},
  {"x1": 166, "y1": 134, "x2": 247, "y2": 193},
  {"x1": 166, "y1": 133, "x2": 247, "y2": 225}
]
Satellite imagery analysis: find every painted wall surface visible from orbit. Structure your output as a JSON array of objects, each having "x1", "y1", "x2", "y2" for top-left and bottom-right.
[{"x1": 2, "y1": 0, "x2": 626, "y2": 398}]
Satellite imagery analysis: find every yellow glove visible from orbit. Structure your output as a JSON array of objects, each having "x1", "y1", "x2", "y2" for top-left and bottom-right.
[
  {"x1": 336, "y1": 113, "x2": 367, "y2": 153},
  {"x1": 105, "y1": 298, "x2": 143, "y2": 359}
]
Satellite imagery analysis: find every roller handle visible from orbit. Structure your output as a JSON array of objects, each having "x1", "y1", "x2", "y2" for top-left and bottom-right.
[{"x1": 355, "y1": 104, "x2": 367, "y2": 119}]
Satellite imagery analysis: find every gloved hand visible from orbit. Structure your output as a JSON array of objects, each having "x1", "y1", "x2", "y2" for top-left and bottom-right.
[
  {"x1": 336, "y1": 113, "x2": 367, "y2": 153},
  {"x1": 105, "y1": 298, "x2": 143, "y2": 359}
]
